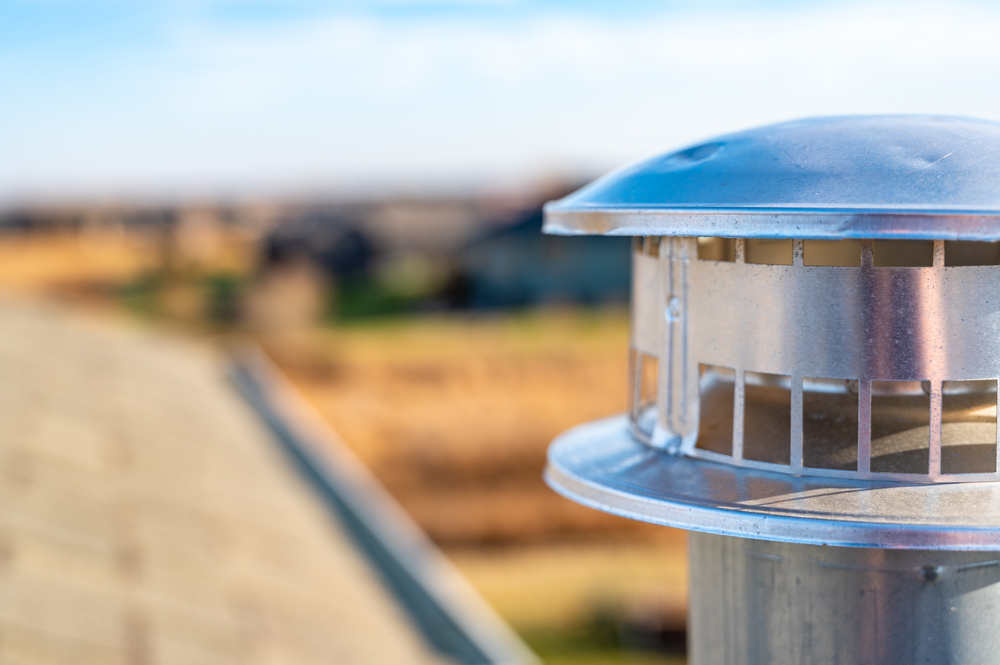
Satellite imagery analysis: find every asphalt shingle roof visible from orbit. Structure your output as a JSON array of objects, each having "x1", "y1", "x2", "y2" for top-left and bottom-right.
[{"x1": 0, "y1": 302, "x2": 448, "y2": 665}]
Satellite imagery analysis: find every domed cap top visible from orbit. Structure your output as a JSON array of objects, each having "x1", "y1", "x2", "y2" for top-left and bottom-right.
[{"x1": 544, "y1": 116, "x2": 1000, "y2": 240}]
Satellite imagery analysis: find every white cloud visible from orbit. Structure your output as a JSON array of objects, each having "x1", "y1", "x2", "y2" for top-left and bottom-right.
[{"x1": 4, "y1": 1, "x2": 1000, "y2": 200}]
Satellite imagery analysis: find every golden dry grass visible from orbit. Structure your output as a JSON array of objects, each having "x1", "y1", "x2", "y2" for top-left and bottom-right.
[
  {"x1": 0, "y1": 227, "x2": 255, "y2": 306},
  {"x1": 258, "y1": 309, "x2": 679, "y2": 547},
  {"x1": 0, "y1": 230, "x2": 158, "y2": 293}
]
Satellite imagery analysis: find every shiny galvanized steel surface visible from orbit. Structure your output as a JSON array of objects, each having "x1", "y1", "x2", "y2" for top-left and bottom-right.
[
  {"x1": 689, "y1": 532, "x2": 1000, "y2": 665},
  {"x1": 545, "y1": 415, "x2": 1000, "y2": 549},
  {"x1": 631, "y1": 242, "x2": 1000, "y2": 483},
  {"x1": 684, "y1": 260, "x2": 997, "y2": 383},
  {"x1": 545, "y1": 116, "x2": 1000, "y2": 239}
]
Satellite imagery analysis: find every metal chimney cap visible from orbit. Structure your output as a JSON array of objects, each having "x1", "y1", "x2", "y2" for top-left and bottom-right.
[{"x1": 544, "y1": 115, "x2": 1000, "y2": 240}]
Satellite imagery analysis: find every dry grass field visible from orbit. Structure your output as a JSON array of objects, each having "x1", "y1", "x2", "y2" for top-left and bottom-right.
[
  {"x1": 258, "y1": 310, "x2": 643, "y2": 543},
  {"x1": 0, "y1": 228, "x2": 160, "y2": 293},
  {"x1": 0, "y1": 226, "x2": 688, "y2": 664}
]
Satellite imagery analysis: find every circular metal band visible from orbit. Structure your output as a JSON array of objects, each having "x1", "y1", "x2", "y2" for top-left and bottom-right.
[
  {"x1": 543, "y1": 209, "x2": 1000, "y2": 240},
  {"x1": 546, "y1": 415, "x2": 1000, "y2": 549},
  {"x1": 631, "y1": 241, "x2": 1000, "y2": 483}
]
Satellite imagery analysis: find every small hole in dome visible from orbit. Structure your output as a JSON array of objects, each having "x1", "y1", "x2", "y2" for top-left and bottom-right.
[{"x1": 695, "y1": 365, "x2": 735, "y2": 456}]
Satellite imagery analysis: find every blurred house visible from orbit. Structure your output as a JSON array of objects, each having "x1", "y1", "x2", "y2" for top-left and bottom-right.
[
  {"x1": 458, "y1": 209, "x2": 632, "y2": 308},
  {"x1": 0, "y1": 189, "x2": 629, "y2": 322},
  {"x1": 262, "y1": 210, "x2": 376, "y2": 280},
  {"x1": 250, "y1": 194, "x2": 630, "y2": 317},
  {"x1": 249, "y1": 202, "x2": 476, "y2": 322},
  {"x1": 244, "y1": 210, "x2": 376, "y2": 331}
]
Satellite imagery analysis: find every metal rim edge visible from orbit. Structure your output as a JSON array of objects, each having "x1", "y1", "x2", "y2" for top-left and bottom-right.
[
  {"x1": 542, "y1": 209, "x2": 1000, "y2": 240},
  {"x1": 545, "y1": 416, "x2": 1000, "y2": 550}
]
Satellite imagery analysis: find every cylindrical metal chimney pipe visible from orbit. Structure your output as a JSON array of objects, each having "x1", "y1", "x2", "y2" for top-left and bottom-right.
[
  {"x1": 689, "y1": 533, "x2": 1000, "y2": 664},
  {"x1": 543, "y1": 116, "x2": 1000, "y2": 665}
]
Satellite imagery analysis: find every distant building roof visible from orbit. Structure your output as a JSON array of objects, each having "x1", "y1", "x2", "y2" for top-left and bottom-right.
[{"x1": 460, "y1": 209, "x2": 632, "y2": 308}]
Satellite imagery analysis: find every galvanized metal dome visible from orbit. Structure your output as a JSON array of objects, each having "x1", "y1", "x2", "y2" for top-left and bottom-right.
[{"x1": 544, "y1": 115, "x2": 1000, "y2": 240}]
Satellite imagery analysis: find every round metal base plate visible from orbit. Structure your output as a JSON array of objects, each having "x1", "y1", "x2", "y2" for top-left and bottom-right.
[{"x1": 545, "y1": 415, "x2": 1000, "y2": 550}]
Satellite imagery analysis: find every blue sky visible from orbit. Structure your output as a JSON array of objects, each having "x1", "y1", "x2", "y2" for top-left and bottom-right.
[{"x1": 3, "y1": 0, "x2": 1000, "y2": 202}]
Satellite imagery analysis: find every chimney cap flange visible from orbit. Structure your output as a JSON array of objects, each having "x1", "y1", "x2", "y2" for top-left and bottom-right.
[{"x1": 547, "y1": 416, "x2": 1000, "y2": 550}]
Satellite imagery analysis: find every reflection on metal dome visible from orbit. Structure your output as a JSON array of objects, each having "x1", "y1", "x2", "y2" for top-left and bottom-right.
[{"x1": 545, "y1": 115, "x2": 1000, "y2": 239}]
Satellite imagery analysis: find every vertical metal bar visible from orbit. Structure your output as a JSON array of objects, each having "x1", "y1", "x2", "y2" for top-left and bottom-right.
[
  {"x1": 677, "y1": 238, "x2": 697, "y2": 448},
  {"x1": 995, "y1": 378, "x2": 999, "y2": 474},
  {"x1": 858, "y1": 380, "x2": 872, "y2": 474},
  {"x1": 733, "y1": 368, "x2": 745, "y2": 462},
  {"x1": 790, "y1": 375, "x2": 803, "y2": 470},
  {"x1": 655, "y1": 237, "x2": 699, "y2": 454},
  {"x1": 859, "y1": 238, "x2": 875, "y2": 474},
  {"x1": 861, "y1": 239, "x2": 874, "y2": 268},
  {"x1": 933, "y1": 239, "x2": 945, "y2": 267},
  {"x1": 929, "y1": 380, "x2": 942, "y2": 477},
  {"x1": 665, "y1": 237, "x2": 679, "y2": 433},
  {"x1": 790, "y1": 239, "x2": 804, "y2": 469},
  {"x1": 930, "y1": 240, "x2": 945, "y2": 476},
  {"x1": 655, "y1": 238, "x2": 675, "y2": 451},
  {"x1": 730, "y1": 238, "x2": 744, "y2": 461}
]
